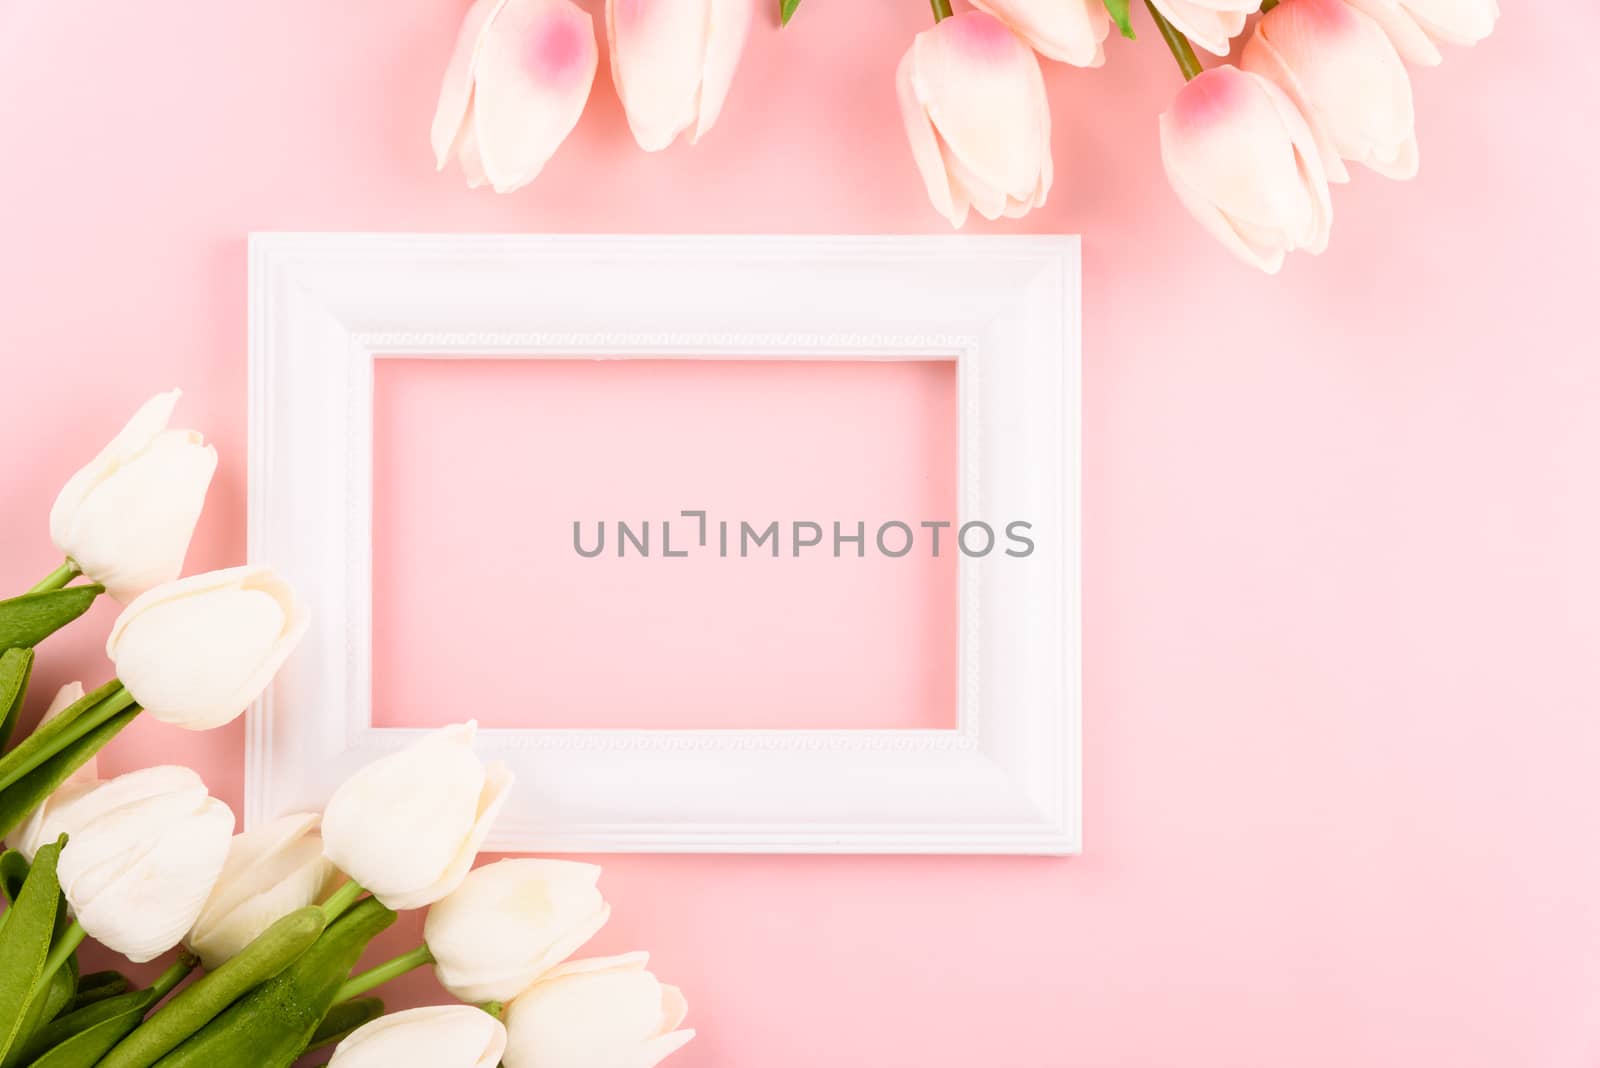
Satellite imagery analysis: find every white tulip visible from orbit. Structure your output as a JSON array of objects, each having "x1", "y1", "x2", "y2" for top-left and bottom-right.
[
  {"x1": 49, "y1": 390, "x2": 217, "y2": 604},
  {"x1": 56, "y1": 766, "x2": 234, "y2": 962},
  {"x1": 7, "y1": 683, "x2": 98, "y2": 861},
  {"x1": 322, "y1": 722, "x2": 512, "y2": 911},
  {"x1": 186, "y1": 812, "x2": 337, "y2": 969},
  {"x1": 503, "y1": 953, "x2": 694, "y2": 1068},
  {"x1": 106, "y1": 565, "x2": 309, "y2": 731},
  {"x1": 1344, "y1": 0, "x2": 1497, "y2": 65},
  {"x1": 330, "y1": 1006, "x2": 507, "y2": 1068},
  {"x1": 426, "y1": 859, "x2": 610, "y2": 1004}
]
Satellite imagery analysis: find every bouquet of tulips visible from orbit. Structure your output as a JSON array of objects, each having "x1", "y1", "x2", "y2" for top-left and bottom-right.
[
  {"x1": 0, "y1": 392, "x2": 692, "y2": 1068},
  {"x1": 426, "y1": 0, "x2": 1495, "y2": 273}
]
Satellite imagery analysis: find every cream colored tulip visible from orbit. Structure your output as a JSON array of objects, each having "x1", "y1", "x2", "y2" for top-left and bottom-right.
[
  {"x1": 106, "y1": 565, "x2": 309, "y2": 731},
  {"x1": 970, "y1": 0, "x2": 1110, "y2": 66},
  {"x1": 7, "y1": 683, "x2": 96, "y2": 862},
  {"x1": 49, "y1": 390, "x2": 217, "y2": 604},
  {"x1": 1147, "y1": 0, "x2": 1254, "y2": 57},
  {"x1": 186, "y1": 812, "x2": 337, "y2": 969},
  {"x1": 322, "y1": 722, "x2": 513, "y2": 911},
  {"x1": 503, "y1": 953, "x2": 693, "y2": 1068},
  {"x1": 426, "y1": 859, "x2": 610, "y2": 1004},
  {"x1": 330, "y1": 1006, "x2": 507, "y2": 1068},
  {"x1": 1159, "y1": 65, "x2": 1333, "y2": 274},
  {"x1": 606, "y1": 0, "x2": 752, "y2": 151},
  {"x1": 1344, "y1": 0, "x2": 1497, "y2": 65},
  {"x1": 896, "y1": 11, "x2": 1052, "y2": 229},
  {"x1": 56, "y1": 766, "x2": 234, "y2": 962},
  {"x1": 1243, "y1": 0, "x2": 1417, "y2": 183},
  {"x1": 432, "y1": 0, "x2": 599, "y2": 192}
]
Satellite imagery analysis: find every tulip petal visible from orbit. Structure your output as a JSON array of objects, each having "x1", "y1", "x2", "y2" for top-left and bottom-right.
[
  {"x1": 188, "y1": 812, "x2": 333, "y2": 969},
  {"x1": 473, "y1": 0, "x2": 597, "y2": 191},
  {"x1": 331, "y1": 1005, "x2": 508, "y2": 1068},
  {"x1": 1146, "y1": 0, "x2": 1247, "y2": 57},
  {"x1": 911, "y1": 13, "x2": 1048, "y2": 206},
  {"x1": 693, "y1": 0, "x2": 753, "y2": 142},
  {"x1": 1343, "y1": 0, "x2": 1442, "y2": 64},
  {"x1": 608, "y1": 0, "x2": 710, "y2": 151},
  {"x1": 970, "y1": 0, "x2": 1109, "y2": 67},
  {"x1": 895, "y1": 49, "x2": 966, "y2": 228},
  {"x1": 49, "y1": 390, "x2": 180, "y2": 549},
  {"x1": 432, "y1": 0, "x2": 514, "y2": 167},
  {"x1": 1402, "y1": 0, "x2": 1498, "y2": 47},
  {"x1": 504, "y1": 953, "x2": 689, "y2": 1068},
  {"x1": 1241, "y1": 29, "x2": 1349, "y2": 184}
]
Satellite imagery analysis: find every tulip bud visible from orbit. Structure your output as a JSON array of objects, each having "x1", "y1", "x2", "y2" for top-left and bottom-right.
[
  {"x1": 426, "y1": 859, "x2": 610, "y2": 1004},
  {"x1": 503, "y1": 953, "x2": 693, "y2": 1068},
  {"x1": 896, "y1": 12, "x2": 1052, "y2": 229},
  {"x1": 969, "y1": 0, "x2": 1110, "y2": 67},
  {"x1": 56, "y1": 766, "x2": 234, "y2": 962},
  {"x1": 322, "y1": 722, "x2": 513, "y2": 911},
  {"x1": 606, "y1": 0, "x2": 752, "y2": 151},
  {"x1": 330, "y1": 1006, "x2": 507, "y2": 1068},
  {"x1": 186, "y1": 812, "x2": 337, "y2": 969},
  {"x1": 1242, "y1": 0, "x2": 1417, "y2": 183},
  {"x1": 106, "y1": 565, "x2": 309, "y2": 731},
  {"x1": 1344, "y1": 0, "x2": 1497, "y2": 65},
  {"x1": 49, "y1": 390, "x2": 217, "y2": 604},
  {"x1": 432, "y1": 0, "x2": 599, "y2": 192},
  {"x1": 1146, "y1": 0, "x2": 1253, "y2": 58},
  {"x1": 7, "y1": 683, "x2": 97, "y2": 861},
  {"x1": 1159, "y1": 65, "x2": 1334, "y2": 274}
]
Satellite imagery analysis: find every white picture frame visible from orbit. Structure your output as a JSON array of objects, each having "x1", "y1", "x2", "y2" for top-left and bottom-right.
[{"x1": 246, "y1": 232, "x2": 1081, "y2": 855}]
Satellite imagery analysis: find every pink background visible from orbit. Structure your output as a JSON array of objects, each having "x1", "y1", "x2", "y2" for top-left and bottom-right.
[{"x1": 2, "y1": 2, "x2": 1598, "y2": 1065}]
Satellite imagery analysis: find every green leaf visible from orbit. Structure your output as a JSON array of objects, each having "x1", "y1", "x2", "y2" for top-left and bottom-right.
[
  {"x1": 0, "y1": 649, "x2": 32, "y2": 751},
  {"x1": 17, "y1": 988, "x2": 156, "y2": 1065},
  {"x1": 306, "y1": 998, "x2": 384, "y2": 1054},
  {"x1": 4, "y1": 953, "x2": 78, "y2": 1068},
  {"x1": 0, "y1": 707, "x2": 138, "y2": 843},
  {"x1": 0, "y1": 850, "x2": 29, "y2": 905},
  {"x1": 780, "y1": 0, "x2": 801, "y2": 26},
  {"x1": 0, "y1": 839, "x2": 64, "y2": 1060},
  {"x1": 0, "y1": 586, "x2": 103, "y2": 653},
  {"x1": 1104, "y1": 0, "x2": 1136, "y2": 38},
  {"x1": 68, "y1": 972, "x2": 131, "y2": 1013}
]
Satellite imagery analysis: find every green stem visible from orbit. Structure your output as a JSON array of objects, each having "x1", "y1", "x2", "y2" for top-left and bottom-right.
[
  {"x1": 0, "y1": 684, "x2": 138, "y2": 792},
  {"x1": 929, "y1": 0, "x2": 952, "y2": 21},
  {"x1": 27, "y1": 561, "x2": 81, "y2": 595},
  {"x1": 1260, "y1": 0, "x2": 1279, "y2": 9},
  {"x1": 480, "y1": 1002, "x2": 504, "y2": 1020},
  {"x1": 41, "y1": 921, "x2": 87, "y2": 986},
  {"x1": 319, "y1": 880, "x2": 365, "y2": 923},
  {"x1": 1145, "y1": 0, "x2": 1204, "y2": 80},
  {"x1": 149, "y1": 950, "x2": 199, "y2": 1001},
  {"x1": 334, "y1": 945, "x2": 435, "y2": 1003}
]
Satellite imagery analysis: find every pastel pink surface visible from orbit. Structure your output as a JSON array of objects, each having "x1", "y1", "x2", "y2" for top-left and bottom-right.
[
  {"x1": 371, "y1": 358, "x2": 958, "y2": 730},
  {"x1": 1, "y1": 4, "x2": 1597, "y2": 1067}
]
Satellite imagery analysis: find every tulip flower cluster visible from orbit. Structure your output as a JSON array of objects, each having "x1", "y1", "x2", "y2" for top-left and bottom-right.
[
  {"x1": 424, "y1": 0, "x2": 1498, "y2": 272},
  {"x1": 0, "y1": 391, "x2": 692, "y2": 1068}
]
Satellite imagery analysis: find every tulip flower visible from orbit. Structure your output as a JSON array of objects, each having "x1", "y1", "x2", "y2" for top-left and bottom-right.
[
  {"x1": 329, "y1": 1006, "x2": 508, "y2": 1068},
  {"x1": 47, "y1": 390, "x2": 217, "y2": 604},
  {"x1": 427, "y1": 859, "x2": 610, "y2": 1003},
  {"x1": 896, "y1": 11, "x2": 1052, "y2": 229},
  {"x1": 56, "y1": 766, "x2": 234, "y2": 962},
  {"x1": 969, "y1": 0, "x2": 1110, "y2": 67},
  {"x1": 606, "y1": 0, "x2": 752, "y2": 151},
  {"x1": 1159, "y1": 65, "x2": 1333, "y2": 274},
  {"x1": 6, "y1": 682, "x2": 97, "y2": 861},
  {"x1": 322, "y1": 722, "x2": 513, "y2": 911},
  {"x1": 432, "y1": 0, "x2": 599, "y2": 192},
  {"x1": 503, "y1": 952, "x2": 693, "y2": 1068},
  {"x1": 1146, "y1": 0, "x2": 1255, "y2": 58},
  {"x1": 1242, "y1": 0, "x2": 1417, "y2": 183},
  {"x1": 106, "y1": 565, "x2": 309, "y2": 731},
  {"x1": 186, "y1": 811, "x2": 337, "y2": 969},
  {"x1": 1344, "y1": 0, "x2": 1498, "y2": 65}
]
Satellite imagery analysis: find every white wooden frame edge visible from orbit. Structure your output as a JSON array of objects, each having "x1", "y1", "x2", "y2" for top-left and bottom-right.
[{"x1": 246, "y1": 232, "x2": 1082, "y2": 855}]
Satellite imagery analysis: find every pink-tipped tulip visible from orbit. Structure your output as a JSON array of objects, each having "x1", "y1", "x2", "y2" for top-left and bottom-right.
[
  {"x1": 432, "y1": 0, "x2": 599, "y2": 192},
  {"x1": 1147, "y1": 0, "x2": 1256, "y2": 57},
  {"x1": 1159, "y1": 66, "x2": 1333, "y2": 274},
  {"x1": 1343, "y1": 0, "x2": 1498, "y2": 65},
  {"x1": 969, "y1": 0, "x2": 1111, "y2": 67},
  {"x1": 1243, "y1": 0, "x2": 1417, "y2": 183},
  {"x1": 607, "y1": 0, "x2": 753, "y2": 151},
  {"x1": 896, "y1": 12, "x2": 1051, "y2": 229}
]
